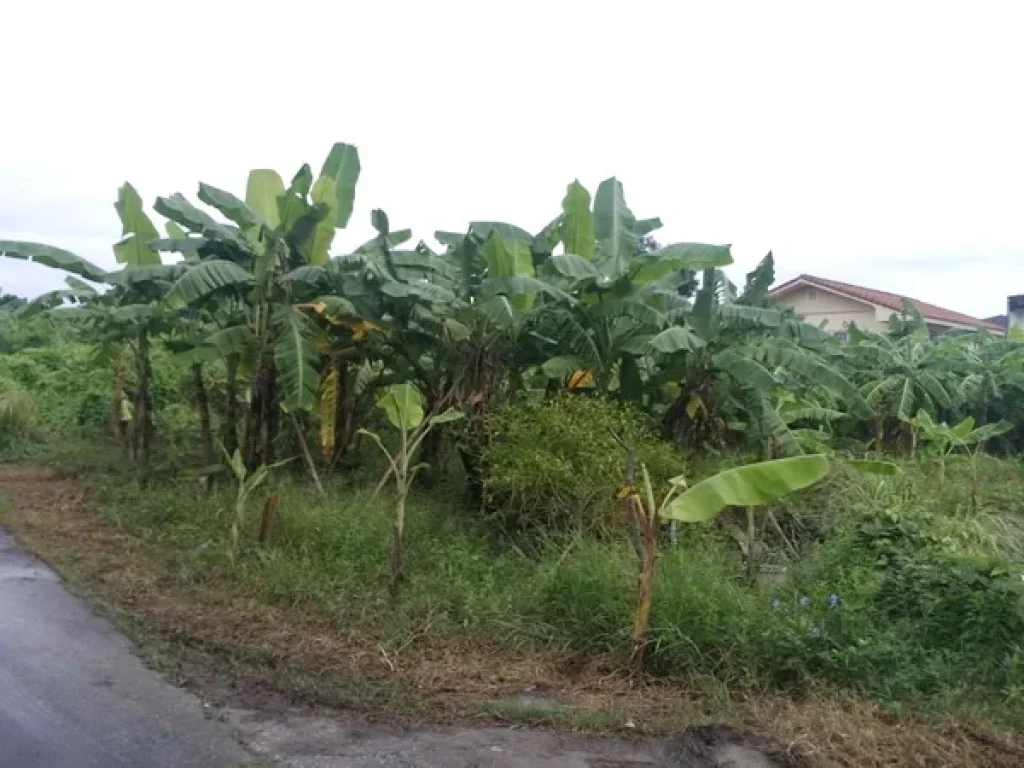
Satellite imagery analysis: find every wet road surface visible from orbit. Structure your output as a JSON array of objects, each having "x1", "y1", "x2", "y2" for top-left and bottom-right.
[{"x1": 0, "y1": 526, "x2": 255, "y2": 768}]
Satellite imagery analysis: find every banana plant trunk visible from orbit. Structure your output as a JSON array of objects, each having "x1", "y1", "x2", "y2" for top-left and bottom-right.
[
  {"x1": 631, "y1": 520, "x2": 659, "y2": 665},
  {"x1": 619, "y1": 445, "x2": 659, "y2": 666},
  {"x1": 458, "y1": 446, "x2": 485, "y2": 508},
  {"x1": 135, "y1": 331, "x2": 153, "y2": 470},
  {"x1": 416, "y1": 393, "x2": 445, "y2": 488},
  {"x1": 388, "y1": 427, "x2": 417, "y2": 596},
  {"x1": 263, "y1": 364, "x2": 278, "y2": 465},
  {"x1": 746, "y1": 507, "x2": 759, "y2": 586},
  {"x1": 289, "y1": 411, "x2": 325, "y2": 495},
  {"x1": 192, "y1": 362, "x2": 215, "y2": 467},
  {"x1": 970, "y1": 458, "x2": 980, "y2": 511},
  {"x1": 243, "y1": 361, "x2": 277, "y2": 469},
  {"x1": 389, "y1": 495, "x2": 407, "y2": 596},
  {"x1": 243, "y1": 364, "x2": 264, "y2": 468},
  {"x1": 111, "y1": 357, "x2": 127, "y2": 448},
  {"x1": 223, "y1": 354, "x2": 239, "y2": 455},
  {"x1": 331, "y1": 369, "x2": 358, "y2": 468}
]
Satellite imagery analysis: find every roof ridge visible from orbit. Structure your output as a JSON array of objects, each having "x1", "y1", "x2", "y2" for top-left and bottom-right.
[{"x1": 806, "y1": 274, "x2": 905, "y2": 301}]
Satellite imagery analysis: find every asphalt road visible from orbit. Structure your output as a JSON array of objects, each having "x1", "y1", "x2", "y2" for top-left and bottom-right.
[{"x1": 0, "y1": 527, "x2": 256, "y2": 768}]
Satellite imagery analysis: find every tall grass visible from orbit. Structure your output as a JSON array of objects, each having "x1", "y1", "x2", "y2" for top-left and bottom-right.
[{"x1": 86, "y1": 457, "x2": 1024, "y2": 726}]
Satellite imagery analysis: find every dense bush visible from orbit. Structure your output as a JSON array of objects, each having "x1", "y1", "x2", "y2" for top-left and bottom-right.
[
  {"x1": 0, "y1": 343, "x2": 110, "y2": 430},
  {"x1": 480, "y1": 395, "x2": 682, "y2": 533},
  {"x1": 0, "y1": 341, "x2": 201, "y2": 453},
  {"x1": 850, "y1": 503, "x2": 1024, "y2": 651},
  {"x1": 0, "y1": 308, "x2": 69, "y2": 354},
  {"x1": 0, "y1": 384, "x2": 40, "y2": 449},
  {"x1": 758, "y1": 492, "x2": 1024, "y2": 702}
]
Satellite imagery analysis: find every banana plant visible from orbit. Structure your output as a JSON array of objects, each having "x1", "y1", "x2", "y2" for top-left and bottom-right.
[
  {"x1": 223, "y1": 447, "x2": 290, "y2": 562},
  {"x1": 847, "y1": 320, "x2": 953, "y2": 449},
  {"x1": 759, "y1": 388, "x2": 847, "y2": 458},
  {"x1": 158, "y1": 142, "x2": 363, "y2": 469},
  {"x1": 656, "y1": 259, "x2": 871, "y2": 453},
  {"x1": 527, "y1": 178, "x2": 732, "y2": 398},
  {"x1": 613, "y1": 435, "x2": 830, "y2": 664},
  {"x1": 946, "y1": 329, "x2": 1024, "y2": 425},
  {"x1": 906, "y1": 410, "x2": 1013, "y2": 509},
  {"x1": 357, "y1": 383, "x2": 463, "y2": 592},
  {"x1": 314, "y1": 212, "x2": 522, "y2": 492}
]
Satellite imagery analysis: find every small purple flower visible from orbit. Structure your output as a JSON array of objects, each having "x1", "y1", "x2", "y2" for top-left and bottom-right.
[
  {"x1": 771, "y1": 599, "x2": 781, "y2": 609},
  {"x1": 798, "y1": 595, "x2": 811, "y2": 607},
  {"x1": 828, "y1": 593, "x2": 840, "y2": 609}
]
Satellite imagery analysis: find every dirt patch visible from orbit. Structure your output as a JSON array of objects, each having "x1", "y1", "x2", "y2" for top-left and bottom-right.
[
  {"x1": 225, "y1": 709, "x2": 804, "y2": 767},
  {"x1": 666, "y1": 725, "x2": 801, "y2": 767},
  {"x1": 2, "y1": 463, "x2": 1024, "y2": 767}
]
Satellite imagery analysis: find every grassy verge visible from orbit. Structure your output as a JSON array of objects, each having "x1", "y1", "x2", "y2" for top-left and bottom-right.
[{"x1": 3, "y1": 449, "x2": 1024, "y2": 766}]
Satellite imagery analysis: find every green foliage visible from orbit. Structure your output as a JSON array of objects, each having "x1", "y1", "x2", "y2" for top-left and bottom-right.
[
  {"x1": 663, "y1": 455, "x2": 830, "y2": 523},
  {"x1": 224, "y1": 447, "x2": 288, "y2": 561},
  {"x1": 481, "y1": 395, "x2": 681, "y2": 533},
  {"x1": 0, "y1": 240, "x2": 108, "y2": 282},
  {"x1": 376, "y1": 383, "x2": 426, "y2": 430},
  {"x1": 358, "y1": 382, "x2": 464, "y2": 590},
  {"x1": 848, "y1": 458, "x2": 903, "y2": 475},
  {"x1": 846, "y1": 503, "x2": 1023, "y2": 644},
  {"x1": 0, "y1": 385, "x2": 40, "y2": 449},
  {"x1": 0, "y1": 303, "x2": 72, "y2": 353},
  {"x1": 72, "y1": 456, "x2": 1024, "y2": 725},
  {"x1": 112, "y1": 183, "x2": 161, "y2": 267},
  {"x1": 6, "y1": 140, "x2": 1024, "y2": 730},
  {"x1": 559, "y1": 180, "x2": 595, "y2": 260},
  {"x1": 319, "y1": 142, "x2": 360, "y2": 227},
  {"x1": 0, "y1": 341, "x2": 197, "y2": 457}
]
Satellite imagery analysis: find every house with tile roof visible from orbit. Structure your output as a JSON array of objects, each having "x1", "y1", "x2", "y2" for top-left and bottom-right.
[{"x1": 769, "y1": 274, "x2": 1003, "y2": 336}]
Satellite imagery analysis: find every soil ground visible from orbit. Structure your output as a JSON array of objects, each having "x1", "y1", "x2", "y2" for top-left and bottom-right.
[{"x1": 2, "y1": 464, "x2": 1023, "y2": 767}]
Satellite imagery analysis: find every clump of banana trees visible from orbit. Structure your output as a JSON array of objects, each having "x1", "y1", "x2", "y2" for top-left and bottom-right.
[
  {"x1": 4, "y1": 139, "x2": 1022, "y2": 486},
  {"x1": 156, "y1": 143, "x2": 363, "y2": 473}
]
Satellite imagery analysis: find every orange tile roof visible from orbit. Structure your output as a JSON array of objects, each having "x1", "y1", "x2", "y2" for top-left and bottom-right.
[{"x1": 770, "y1": 274, "x2": 1003, "y2": 331}]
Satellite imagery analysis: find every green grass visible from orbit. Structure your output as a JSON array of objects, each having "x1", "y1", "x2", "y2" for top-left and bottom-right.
[
  {"x1": 4, "y1": 403, "x2": 1024, "y2": 732},
  {"x1": 37, "y1": 450, "x2": 1016, "y2": 729}
]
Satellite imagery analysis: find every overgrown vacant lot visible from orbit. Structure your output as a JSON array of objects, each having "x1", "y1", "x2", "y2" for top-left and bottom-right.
[
  {"x1": 3, "y1": 449, "x2": 1024, "y2": 767},
  {"x1": 4, "y1": 141, "x2": 1024, "y2": 765}
]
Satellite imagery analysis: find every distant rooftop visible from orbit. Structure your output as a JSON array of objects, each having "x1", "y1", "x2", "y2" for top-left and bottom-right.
[{"x1": 770, "y1": 274, "x2": 1003, "y2": 331}]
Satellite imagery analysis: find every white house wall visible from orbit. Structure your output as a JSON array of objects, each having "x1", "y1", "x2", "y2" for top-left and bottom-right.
[{"x1": 774, "y1": 285, "x2": 889, "y2": 332}]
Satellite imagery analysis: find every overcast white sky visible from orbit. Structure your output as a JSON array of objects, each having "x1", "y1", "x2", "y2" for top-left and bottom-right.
[{"x1": 2, "y1": 1, "x2": 1022, "y2": 318}]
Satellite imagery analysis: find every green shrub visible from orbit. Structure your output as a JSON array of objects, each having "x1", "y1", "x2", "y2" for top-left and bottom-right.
[
  {"x1": 850, "y1": 504, "x2": 1024, "y2": 650},
  {"x1": 156, "y1": 402, "x2": 202, "y2": 459},
  {"x1": 764, "y1": 498, "x2": 1024, "y2": 702},
  {"x1": 0, "y1": 344, "x2": 110, "y2": 432},
  {"x1": 0, "y1": 385, "x2": 41, "y2": 449},
  {"x1": 480, "y1": 395, "x2": 681, "y2": 533},
  {"x1": 76, "y1": 392, "x2": 110, "y2": 427}
]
